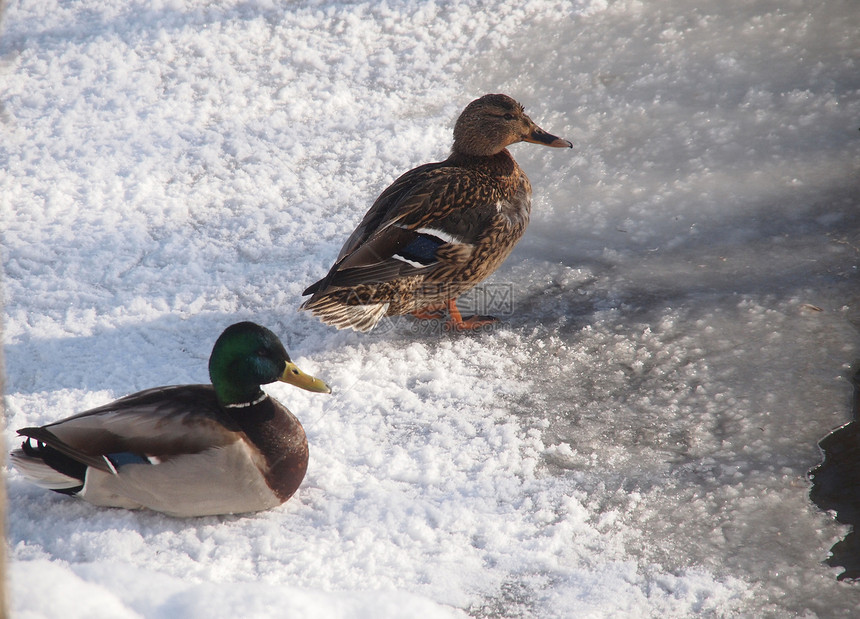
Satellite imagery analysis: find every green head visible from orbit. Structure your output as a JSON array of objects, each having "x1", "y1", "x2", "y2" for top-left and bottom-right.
[{"x1": 208, "y1": 322, "x2": 331, "y2": 406}]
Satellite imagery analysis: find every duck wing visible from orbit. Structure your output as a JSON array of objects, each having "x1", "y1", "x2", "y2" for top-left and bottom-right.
[
  {"x1": 17, "y1": 385, "x2": 238, "y2": 474},
  {"x1": 304, "y1": 163, "x2": 502, "y2": 295}
]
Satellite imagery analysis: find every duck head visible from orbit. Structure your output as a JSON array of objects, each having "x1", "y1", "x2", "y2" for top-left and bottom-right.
[
  {"x1": 452, "y1": 93, "x2": 573, "y2": 157},
  {"x1": 208, "y1": 322, "x2": 331, "y2": 407}
]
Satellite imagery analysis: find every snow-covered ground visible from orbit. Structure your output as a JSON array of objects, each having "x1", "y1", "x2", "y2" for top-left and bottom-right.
[{"x1": 2, "y1": 0, "x2": 859, "y2": 616}]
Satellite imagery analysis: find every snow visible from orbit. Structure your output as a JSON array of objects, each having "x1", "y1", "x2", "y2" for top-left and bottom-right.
[{"x1": 2, "y1": 0, "x2": 859, "y2": 617}]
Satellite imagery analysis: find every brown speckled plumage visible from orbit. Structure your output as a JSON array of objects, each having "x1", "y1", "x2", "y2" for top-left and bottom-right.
[{"x1": 301, "y1": 94, "x2": 572, "y2": 332}]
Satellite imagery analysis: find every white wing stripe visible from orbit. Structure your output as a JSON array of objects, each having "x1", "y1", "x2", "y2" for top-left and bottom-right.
[
  {"x1": 414, "y1": 227, "x2": 465, "y2": 245},
  {"x1": 393, "y1": 224, "x2": 467, "y2": 246},
  {"x1": 392, "y1": 254, "x2": 430, "y2": 268}
]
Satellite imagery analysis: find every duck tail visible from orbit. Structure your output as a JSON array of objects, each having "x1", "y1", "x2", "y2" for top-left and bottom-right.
[
  {"x1": 10, "y1": 441, "x2": 85, "y2": 494},
  {"x1": 300, "y1": 295, "x2": 389, "y2": 332}
]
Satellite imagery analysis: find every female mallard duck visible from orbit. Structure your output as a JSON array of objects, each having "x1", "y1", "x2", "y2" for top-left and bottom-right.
[
  {"x1": 9, "y1": 322, "x2": 331, "y2": 517},
  {"x1": 301, "y1": 93, "x2": 572, "y2": 332}
]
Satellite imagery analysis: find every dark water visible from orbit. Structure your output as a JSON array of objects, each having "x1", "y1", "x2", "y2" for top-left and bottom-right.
[{"x1": 809, "y1": 364, "x2": 860, "y2": 581}]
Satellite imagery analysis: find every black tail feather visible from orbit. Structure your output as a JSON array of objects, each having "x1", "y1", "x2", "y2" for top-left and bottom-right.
[{"x1": 22, "y1": 439, "x2": 86, "y2": 495}]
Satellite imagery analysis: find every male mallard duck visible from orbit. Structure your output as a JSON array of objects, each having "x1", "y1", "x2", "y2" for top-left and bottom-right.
[
  {"x1": 301, "y1": 93, "x2": 572, "y2": 332},
  {"x1": 9, "y1": 322, "x2": 331, "y2": 517}
]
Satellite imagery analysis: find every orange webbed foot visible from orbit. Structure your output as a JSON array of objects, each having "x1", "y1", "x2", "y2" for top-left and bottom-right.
[
  {"x1": 443, "y1": 299, "x2": 499, "y2": 332},
  {"x1": 411, "y1": 303, "x2": 447, "y2": 321}
]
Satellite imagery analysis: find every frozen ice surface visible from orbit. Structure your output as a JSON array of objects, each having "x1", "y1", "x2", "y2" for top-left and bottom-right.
[{"x1": 2, "y1": 0, "x2": 859, "y2": 617}]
